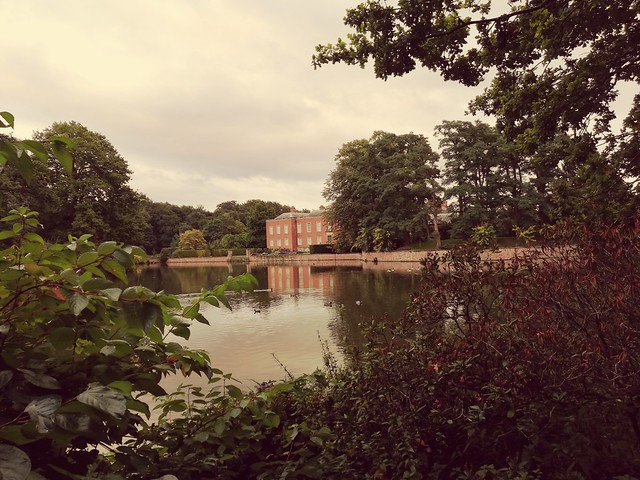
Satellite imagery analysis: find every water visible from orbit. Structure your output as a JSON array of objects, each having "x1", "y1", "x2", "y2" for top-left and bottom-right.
[{"x1": 129, "y1": 263, "x2": 420, "y2": 389}]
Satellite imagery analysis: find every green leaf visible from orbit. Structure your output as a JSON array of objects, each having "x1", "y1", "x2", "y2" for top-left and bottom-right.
[
  {"x1": 0, "y1": 111, "x2": 15, "y2": 129},
  {"x1": 97, "y1": 241, "x2": 117, "y2": 255},
  {"x1": 107, "y1": 380, "x2": 133, "y2": 397},
  {"x1": 101, "y1": 287, "x2": 122, "y2": 301},
  {"x1": 0, "y1": 230, "x2": 16, "y2": 240},
  {"x1": 23, "y1": 232, "x2": 44, "y2": 244},
  {"x1": 226, "y1": 384, "x2": 244, "y2": 401},
  {"x1": 48, "y1": 327, "x2": 76, "y2": 350},
  {"x1": 76, "y1": 383, "x2": 126, "y2": 418},
  {"x1": 0, "y1": 444, "x2": 30, "y2": 480},
  {"x1": 14, "y1": 151, "x2": 34, "y2": 184},
  {"x1": 69, "y1": 294, "x2": 90, "y2": 316},
  {"x1": 77, "y1": 251, "x2": 99, "y2": 267},
  {"x1": 18, "y1": 140, "x2": 48, "y2": 163},
  {"x1": 171, "y1": 326, "x2": 190, "y2": 340},
  {"x1": 51, "y1": 137, "x2": 73, "y2": 175},
  {"x1": 262, "y1": 411, "x2": 280, "y2": 428},
  {"x1": 102, "y1": 258, "x2": 128, "y2": 284},
  {"x1": 82, "y1": 277, "x2": 114, "y2": 291}
]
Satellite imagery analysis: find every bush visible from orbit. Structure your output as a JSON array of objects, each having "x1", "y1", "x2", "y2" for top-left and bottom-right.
[
  {"x1": 0, "y1": 208, "x2": 259, "y2": 478},
  {"x1": 178, "y1": 229, "x2": 207, "y2": 250},
  {"x1": 283, "y1": 219, "x2": 640, "y2": 478},
  {"x1": 310, "y1": 244, "x2": 335, "y2": 254},
  {"x1": 172, "y1": 248, "x2": 210, "y2": 258}
]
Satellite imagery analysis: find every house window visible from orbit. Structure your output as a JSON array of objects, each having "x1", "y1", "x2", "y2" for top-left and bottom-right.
[
  {"x1": 317, "y1": 236, "x2": 322, "y2": 244},
  {"x1": 297, "y1": 237, "x2": 302, "y2": 246},
  {"x1": 297, "y1": 223, "x2": 301, "y2": 233},
  {"x1": 284, "y1": 238, "x2": 289, "y2": 246},
  {"x1": 269, "y1": 226, "x2": 273, "y2": 235},
  {"x1": 277, "y1": 239, "x2": 281, "y2": 247},
  {"x1": 316, "y1": 221, "x2": 322, "y2": 232},
  {"x1": 327, "y1": 224, "x2": 332, "y2": 232},
  {"x1": 276, "y1": 225, "x2": 281, "y2": 234},
  {"x1": 306, "y1": 237, "x2": 312, "y2": 245},
  {"x1": 306, "y1": 222, "x2": 311, "y2": 233},
  {"x1": 284, "y1": 225, "x2": 289, "y2": 234},
  {"x1": 269, "y1": 240, "x2": 274, "y2": 247},
  {"x1": 327, "y1": 234, "x2": 333, "y2": 243}
]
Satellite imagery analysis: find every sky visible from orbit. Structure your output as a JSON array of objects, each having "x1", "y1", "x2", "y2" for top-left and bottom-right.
[{"x1": 1, "y1": 1, "x2": 506, "y2": 211}]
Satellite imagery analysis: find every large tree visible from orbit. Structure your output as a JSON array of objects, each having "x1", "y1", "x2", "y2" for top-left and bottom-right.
[
  {"x1": 324, "y1": 131, "x2": 440, "y2": 251},
  {"x1": 313, "y1": 1, "x2": 638, "y2": 147},
  {"x1": 28, "y1": 121, "x2": 150, "y2": 245},
  {"x1": 437, "y1": 120, "x2": 539, "y2": 237}
]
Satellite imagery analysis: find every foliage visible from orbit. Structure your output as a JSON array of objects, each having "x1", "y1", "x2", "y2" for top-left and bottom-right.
[
  {"x1": 171, "y1": 249, "x2": 210, "y2": 259},
  {"x1": 313, "y1": 1, "x2": 639, "y2": 151},
  {"x1": 0, "y1": 207, "x2": 258, "y2": 478},
  {"x1": 323, "y1": 131, "x2": 440, "y2": 251},
  {"x1": 470, "y1": 224, "x2": 497, "y2": 249},
  {"x1": 108, "y1": 372, "x2": 338, "y2": 479},
  {"x1": 22, "y1": 121, "x2": 150, "y2": 245},
  {"x1": 178, "y1": 229, "x2": 207, "y2": 250},
  {"x1": 282, "y1": 220, "x2": 640, "y2": 478},
  {"x1": 512, "y1": 225, "x2": 536, "y2": 246}
]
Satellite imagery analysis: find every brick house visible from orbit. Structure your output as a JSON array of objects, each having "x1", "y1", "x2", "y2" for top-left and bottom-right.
[{"x1": 265, "y1": 206, "x2": 333, "y2": 251}]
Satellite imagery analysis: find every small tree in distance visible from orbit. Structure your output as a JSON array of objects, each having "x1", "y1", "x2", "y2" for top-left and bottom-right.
[{"x1": 178, "y1": 228, "x2": 207, "y2": 250}]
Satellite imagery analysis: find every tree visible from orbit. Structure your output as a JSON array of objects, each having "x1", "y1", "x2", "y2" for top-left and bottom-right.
[
  {"x1": 436, "y1": 120, "x2": 538, "y2": 237},
  {"x1": 324, "y1": 131, "x2": 440, "y2": 251},
  {"x1": 178, "y1": 229, "x2": 208, "y2": 250},
  {"x1": 243, "y1": 200, "x2": 290, "y2": 248},
  {"x1": 313, "y1": 1, "x2": 639, "y2": 150},
  {"x1": 21, "y1": 121, "x2": 152, "y2": 245}
]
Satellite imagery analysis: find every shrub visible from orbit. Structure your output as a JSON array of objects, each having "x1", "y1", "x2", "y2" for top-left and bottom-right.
[
  {"x1": 309, "y1": 244, "x2": 335, "y2": 254},
  {"x1": 285, "y1": 219, "x2": 640, "y2": 478},
  {"x1": 178, "y1": 229, "x2": 207, "y2": 250}
]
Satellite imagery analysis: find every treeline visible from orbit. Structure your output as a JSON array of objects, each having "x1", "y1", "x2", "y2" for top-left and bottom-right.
[
  {"x1": 324, "y1": 122, "x2": 637, "y2": 252},
  {"x1": 0, "y1": 121, "x2": 290, "y2": 253}
]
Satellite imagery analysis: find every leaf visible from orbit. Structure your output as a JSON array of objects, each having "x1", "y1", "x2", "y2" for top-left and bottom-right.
[
  {"x1": 18, "y1": 369, "x2": 60, "y2": 390},
  {"x1": 23, "y1": 232, "x2": 44, "y2": 244},
  {"x1": 82, "y1": 277, "x2": 114, "y2": 291},
  {"x1": 0, "y1": 370, "x2": 14, "y2": 388},
  {"x1": 18, "y1": 140, "x2": 48, "y2": 163},
  {"x1": 262, "y1": 411, "x2": 280, "y2": 428},
  {"x1": 51, "y1": 138, "x2": 73, "y2": 175},
  {"x1": 0, "y1": 445, "x2": 30, "y2": 480},
  {"x1": 0, "y1": 111, "x2": 15, "y2": 129},
  {"x1": 68, "y1": 294, "x2": 90, "y2": 316},
  {"x1": 24, "y1": 396, "x2": 61, "y2": 432},
  {"x1": 0, "y1": 230, "x2": 16, "y2": 240},
  {"x1": 226, "y1": 384, "x2": 244, "y2": 401},
  {"x1": 53, "y1": 413, "x2": 91, "y2": 433},
  {"x1": 107, "y1": 380, "x2": 132, "y2": 397},
  {"x1": 101, "y1": 287, "x2": 122, "y2": 301},
  {"x1": 102, "y1": 258, "x2": 128, "y2": 284},
  {"x1": 48, "y1": 327, "x2": 76, "y2": 350},
  {"x1": 97, "y1": 241, "x2": 117, "y2": 255},
  {"x1": 77, "y1": 251, "x2": 99, "y2": 267},
  {"x1": 76, "y1": 383, "x2": 126, "y2": 418}
]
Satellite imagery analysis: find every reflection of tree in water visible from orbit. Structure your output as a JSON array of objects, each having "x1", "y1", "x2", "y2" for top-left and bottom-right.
[
  {"x1": 327, "y1": 268, "x2": 417, "y2": 352},
  {"x1": 131, "y1": 264, "x2": 271, "y2": 295}
]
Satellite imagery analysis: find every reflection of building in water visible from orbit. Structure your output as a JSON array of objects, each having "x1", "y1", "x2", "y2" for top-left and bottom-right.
[{"x1": 267, "y1": 265, "x2": 336, "y2": 294}]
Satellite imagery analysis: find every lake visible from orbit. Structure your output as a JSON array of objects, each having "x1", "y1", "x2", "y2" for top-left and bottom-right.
[{"x1": 129, "y1": 263, "x2": 421, "y2": 390}]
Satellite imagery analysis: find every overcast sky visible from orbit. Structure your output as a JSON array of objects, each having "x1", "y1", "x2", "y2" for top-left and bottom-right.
[{"x1": 4, "y1": 1, "x2": 494, "y2": 211}]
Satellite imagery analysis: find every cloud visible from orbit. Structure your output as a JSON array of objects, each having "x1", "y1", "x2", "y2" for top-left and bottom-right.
[{"x1": 1, "y1": 0, "x2": 485, "y2": 211}]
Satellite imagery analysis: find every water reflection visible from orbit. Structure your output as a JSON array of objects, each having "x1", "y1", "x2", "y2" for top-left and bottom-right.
[{"x1": 130, "y1": 263, "x2": 419, "y2": 387}]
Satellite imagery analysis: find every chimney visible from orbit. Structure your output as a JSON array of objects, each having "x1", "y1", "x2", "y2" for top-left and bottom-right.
[
  {"x1": 319, "y1": 205, "x2": 325, "y2": 211},
  {"x1": 290, "y1": 207, "x2": 297, "y2": 212}
]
